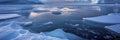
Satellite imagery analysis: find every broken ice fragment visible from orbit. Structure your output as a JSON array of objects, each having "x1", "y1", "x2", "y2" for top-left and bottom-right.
[
  {"x1": 70, "y1": 24, "x2": 80, "y2": 27},
  {"x1": 42, "y1": 21, "x2": 53, "y2": 26},
  {"x1": 0, "y1": 14, "x2": 21, "y2": 20}
]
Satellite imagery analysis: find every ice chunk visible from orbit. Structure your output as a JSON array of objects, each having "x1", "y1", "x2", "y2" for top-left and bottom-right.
[
  {"x1": 0, "y1": 21, "x2": 32, "y2": 27},
  {"x1": 42, "y1": 21, "x2": 53, "y2": 26},
  {"x1": 41, "y1": 29, "x2": 86, "y2": 40},
  {"x1": 65, "y1": 33, "x2": 86, "y2": 40},
  {"x1": 105, "y1": 24, "x2": 120, "y2": 33},
  {"x1": 0, "y1": 14, "x2": 21, "y2": 20},
  {"x1": 103, "y1": 35, "x2": 113, "y2": 39},
  {"x1": 45, "y1": 21, "x2": 53, "y2": 25},
  {"x1": 70, "y1": 24, "x2": 80, "y2": 27},
  {"x1": 41, "y1": 29, "x2": 67, "y2": 39},
  {"x1": 17, "y1": 21, "x2": 32, "y2": 26},
  {"x1": 83, "y1": 14, "x2": 120, "y2": 24}
]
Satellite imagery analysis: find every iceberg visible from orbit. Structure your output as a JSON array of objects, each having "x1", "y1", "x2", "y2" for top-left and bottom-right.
[
  {"x1": 83, "y1": 14, "x2": 120, "y2": 24},
  {"x1": 0, "y1": 14, "x2": 21, "y2": 20},
  {"x1": 40, "y1": 21, "x2": 53, "y2": 26}
]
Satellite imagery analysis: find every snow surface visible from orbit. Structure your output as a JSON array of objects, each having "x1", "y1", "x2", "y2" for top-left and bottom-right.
[
  {"x1": 105, "y1": 24, "x2": 120, "y2": 33},
  {"x1": 83, "y1": 14, "x2": 120, "y2": 24},
  {"x1": 0, "y1": 14, "x2": 21, "y2": 20}
]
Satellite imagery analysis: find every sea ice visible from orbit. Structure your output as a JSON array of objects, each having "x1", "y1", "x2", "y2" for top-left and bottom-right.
[{"x1": 0, "y1": 21, "x2": 32, "y2": 40}]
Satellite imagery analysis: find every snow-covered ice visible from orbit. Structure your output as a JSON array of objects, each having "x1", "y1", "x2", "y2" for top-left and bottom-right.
[
  {"x1": 105, "y1": 24, "x2": 120, "y2": 34},
  {"x1": 83, "y1": 14, "x2": 120, "y2": 24},
  {"x1": 0, "y1": 14, "x2": 21, "y2": 20}
]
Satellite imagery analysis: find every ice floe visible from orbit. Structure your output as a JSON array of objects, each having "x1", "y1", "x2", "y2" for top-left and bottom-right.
[
  {"x1": 105, "y1": 24, "x2": 120, "y2": 34},
  {"x1": 83, "y1": 14, "x2": 120, "y2": 24},
  {"x1": 0, "y1": 14, "x2": 21, "y2": 20}
]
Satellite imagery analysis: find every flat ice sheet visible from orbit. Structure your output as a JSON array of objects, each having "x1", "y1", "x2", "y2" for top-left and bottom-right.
[
  {"x1": 0, "y1": 14, "x2": 21, "y2": 20},
  {"x1": 83, "y1": 14, "x2": 120, "y2": 24},
  {"x1": 105, "y1": 24, "x2": 120, "y2": 33}
]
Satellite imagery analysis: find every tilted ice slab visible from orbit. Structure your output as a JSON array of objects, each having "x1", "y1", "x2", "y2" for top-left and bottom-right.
[
  {"x1": 83, "y1": 14, "x2": 120, "y2": 24},
  {"x1": 0, "y1": 14, "x2": 21, "y2": 20},
  {"x1": 105, "y1": 24, "x2": 120, "y2": 34}
]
